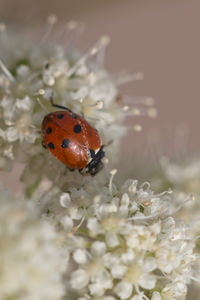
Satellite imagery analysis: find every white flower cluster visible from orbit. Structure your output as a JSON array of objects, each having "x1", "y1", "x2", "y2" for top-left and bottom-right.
[
  {"x1": 155, "y1": 157, "x2": 200, "y2": 237},
  {"x1": 0, "y1": 27, "x2": 126, "y2": 193},
  {"x1": 0, "y1": 185, "x2": 68, "y2": 300},
  {"x1": 159, "y1": 156, "x2": 200, "y2": 292},
  {"x1": 43, "y1": 177, "x2": 196, "y2": 300}
]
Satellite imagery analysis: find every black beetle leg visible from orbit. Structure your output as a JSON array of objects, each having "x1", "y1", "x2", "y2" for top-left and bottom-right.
[{"x1": 41, "y1": 140, "x2": 47, "y2": 149}]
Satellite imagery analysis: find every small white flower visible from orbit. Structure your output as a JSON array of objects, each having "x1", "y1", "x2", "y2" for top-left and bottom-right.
[
  {"x1": 151, "y1": 291, "x2": 162, "y2": 300},
  {"x1": 125, "y1": 225, "x2": 156, "y2": 251},
  {"x1": 6, "y1": 126, "x2": 18, "y2": 142},
  {"x1": 73, "y1": 249, "x2": 88, "y2": 264},
  {"x1": 87, "y1": 217, "x2": 103, "y2": 235},
  {"x1": 16, "y1": 95, "x2": 33, "y2": 110},
  {"x1": 60, "y1": 216, "x2": 73, "y2": 232},
  {"x1": 114, "y1": 281, "x2": 133, "y2": 299},
  {"x1": 110, "y1": 263, "x2": 127, "y2": 279},
  {"x1": 88, "y1": 270, "x2": 113, "y2": 296},
  {"x1": 91, "y1": 241, "x2": 106, "y2": 257},
  {"x1": 121, "y1": 248, "x2": 135, "y2": 264},
  {"x1": 43, "y1": 70, "x2": 55, "y2": 86},
  {"x1": 69, "y1": 206, "x2": 84, "y2": 220},
  {"x1": 70, "y1": 269, "x2": 89, "y2": 290},
  {"x1": 105, "y1": 231, "x2": 119, "y2": 248},
  {"x1": 138, "y1": 273, "x2": 156, "y2": 290},
  {"x1": 16, "y1": 65, "x2": 30, "y2": 79},
  {"x1": 60, "y1": 193, "x2": 71, "y2": 208}
]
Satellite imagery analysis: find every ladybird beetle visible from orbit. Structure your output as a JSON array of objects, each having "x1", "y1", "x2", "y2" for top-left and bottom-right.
[{"x1": 41, "y1": 99, "x2": 105, "y2": 176}]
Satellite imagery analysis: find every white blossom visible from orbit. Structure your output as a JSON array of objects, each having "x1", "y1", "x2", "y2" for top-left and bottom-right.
[
  {"x1": 114, "y1": 281, "x2": 133, "y2": 299},
  {"x1": 0, "y1": 185, "x2": 68, "y2": 300},
  {"x1": 45, "y1": 178, "x2": 197, "y2": 300},
  {"x1": 70, "y1": 269, "x2": 90, "y2": 290},
  {"x1": 0, "y1": 27, "x2": 130, "y2": 195},
  {"x1": 0, "y1": 22, "x2": 156, "y2": 196}
]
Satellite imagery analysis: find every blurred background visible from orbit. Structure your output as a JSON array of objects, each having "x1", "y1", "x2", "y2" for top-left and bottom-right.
[
  {"x1": 1, "y1": 0, "x2": 200, "y2": 178},
  {"x1": 1, "y1": 1, "x2": 200, "y2": 298}
]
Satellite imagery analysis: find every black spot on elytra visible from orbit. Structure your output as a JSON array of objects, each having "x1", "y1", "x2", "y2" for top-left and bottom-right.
[
  {"x1": 73, "y1": 124, "x2": 82, "y2": 133},
  {"x1": 71, "y1": 113, "x2": 78, "y2": 119},
  {"x1": 48, "y1": 142, "x2": 55, "y2": 149},
  {"x1": 46, "y1": 127, "x2": 52, "y2": 134},
  {"x1": 62, "y1": 138, "x2": 70, "y2": 148},
  {"x1": 89, "y1": 149, "x2": 95, "y2": 158},
  {"x1": 57, "y1": 114, "x2": 64, "y2": 119}
]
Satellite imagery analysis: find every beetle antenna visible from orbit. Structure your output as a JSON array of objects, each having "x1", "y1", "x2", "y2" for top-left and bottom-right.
[{"x1": 49, "y1": 92, "x2": 72, "y2": 112}]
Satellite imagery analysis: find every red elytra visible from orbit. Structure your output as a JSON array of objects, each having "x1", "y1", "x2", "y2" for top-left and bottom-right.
[{"x1": 41, "y1": 103, "x2": 105, "y2": 176}]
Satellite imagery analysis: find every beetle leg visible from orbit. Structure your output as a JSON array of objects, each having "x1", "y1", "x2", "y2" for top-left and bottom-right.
[{"x1": 41, "y1": 140, "x2": 47, "y2": 149}]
